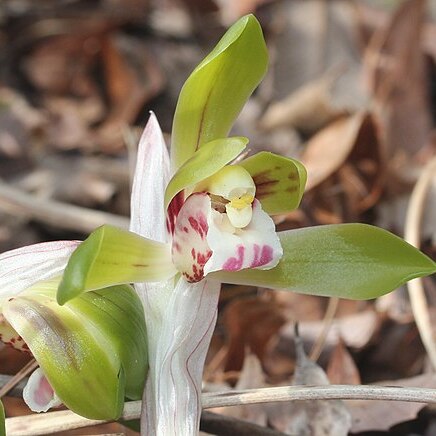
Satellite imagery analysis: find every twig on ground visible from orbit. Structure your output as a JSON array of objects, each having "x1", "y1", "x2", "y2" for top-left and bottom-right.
[
  {"x1": 6, "y1": 384, "x2": 436, "y2": 435},
  {"x1": 0, "y1": 179, "x2": 129, "y2": 233},
  {"x1": 0, "y1": 359, "x2": 37, "y2": 398},
  {"x1": 310, "y1": 296, "x2": 339, "y2": 361},
  {"x1": 404, "y1": 156, "x2": 436, "y2": 370}
]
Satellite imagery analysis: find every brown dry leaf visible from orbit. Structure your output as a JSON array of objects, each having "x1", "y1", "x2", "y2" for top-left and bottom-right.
[
  {"x1": 218, "y1": 354, "x2": 269, "y2": 427},
  {"x1": 22, "y1": 34, "x2": 99, "y2": 97},
  {"x1": 278, "y1": 310, "x2": 381, "y2": 353},
  {"x1": 95, "y1": 34, "x2": 165, "y2": 151},
  {"x1": 273, "y1": 292, "x2": 327, "y2": 322},
  {"x1": 265, "y1": 0, "x2": 367, "y2": 112},
  {"x1": 302, "y1": 113, "x2": 364, "y2": 191},
  {"x1": 364, "y1": 0, "x2": 432, "y2": 156},
  {"x1": 364, "y1": 321, "x2": 427, "y2": 381},
  {"x1": 302, "y1": 112, "x2": 384, "y2": 223},
  {"x1": 326, "y1": 338, "x2": 361, "y2": 385},
  {"x1": 268, "y1": 330, "x2": 352, "y2": 435},
  {"x1": 259, "y1": 68, "x2": 346, "y2": 135},
  {"x1": 0, "y1": 88, "x2": 45, "y2": 176},
  {"x1": 376, "y1": 287, "x2": 415, "y2": 324},
  {"x1": 376, "y1": 149, "x2": 436, "y2": 244},
  {"x1": 45, "y1": 97, "x2": 101, "y2": 150},
  {"x1": 348, "y1": 373, "x2": 436, "y2": 432},
  {"x1": 354, "y1": 2, "x2": 390, "y2": 49},
  {"x1": 223, "y1": 296, "x2": 286, "y2": 372},
  {"x1": 0, "y1": 88, "x2": 45, "y2": 133}
]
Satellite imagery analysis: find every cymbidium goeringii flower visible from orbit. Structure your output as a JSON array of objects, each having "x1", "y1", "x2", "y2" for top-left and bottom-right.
[
  {"x1": 0, "y1": 14, "x2": 435, "y2": 435},
  {"x1": 54, "y1": 136, "x2": 305, "y2": 301}
]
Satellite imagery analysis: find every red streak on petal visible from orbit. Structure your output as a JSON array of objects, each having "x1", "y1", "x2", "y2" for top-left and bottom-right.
[
  {"x1": 222, "y1": 245, "x2": 245, "y2": 271},
  {"x1": 250, "y1": 245, "x2": 273, "y2": 268},
  {"x1": 167, "y1": 191, "x2": 185, "y2": 234}
]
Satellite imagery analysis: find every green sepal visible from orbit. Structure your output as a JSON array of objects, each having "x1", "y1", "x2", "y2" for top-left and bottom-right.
[
  {"x1": 240, "y1": 152, "x2": 307, "y2": 214},
  {"x1": 57, "y1": 225, "x2": 176, "y2": 305},
  {"x1": 3, "y1": 279, "x2": 148, "y2": 420},
  {"x1": 64, "y1": 287, "x2": 148, "y2": 400},
  {"x1": 0, "y1": 399, "x2": 4, "y2": 436},
  {"x1": 165, "y1": 136, "x2": 248, "y2": 209},
  {"x1": 171, "y1": 14, "x2": 268, "y2": 170},
  {"x1": 212, "y1": 224, "x2": 436, "y2": 299}
]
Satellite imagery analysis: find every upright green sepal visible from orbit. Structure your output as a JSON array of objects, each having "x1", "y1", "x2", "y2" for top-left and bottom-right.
[
  {"x1": 171, "y1": 14, "x2": 268, "y2": 170},
  {"x1": 3, "y1": 279, "x2": 148, "y2": 420},
  {"x1": 57, "y1": 225, "x2": 176, "y2": 305},
  {"x1": 213, "y1": 224, "x2": 436, "y2": 299},
  {"x1": 240, "y1": 152, "x2": 307, "y2": 214}
]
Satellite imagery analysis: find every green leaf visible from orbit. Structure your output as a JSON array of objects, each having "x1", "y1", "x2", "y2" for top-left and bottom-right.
[
  {"x1": 240, "y1": 152, "x2": 307, "y2": 214},
  {"x1": 3, "y1": 279, "x2": 148, "y2": 420},
  {"x1": 165, "y1": 136, "x2": 248, "y2": 209},
  {"x1": 57, "y1": 225, "x2": 176, "y2": 305},
  {"x1": 0, "y1": 399, "x2": 4, "y2": 436},
  {"x1": 212, "y1": 224, "x2": 436, "y2": 299},
  {"x1": 171, "y1": 14, "x2": 268, "y2": 170}
]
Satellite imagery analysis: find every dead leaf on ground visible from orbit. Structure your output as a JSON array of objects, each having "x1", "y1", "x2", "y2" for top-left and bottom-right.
[
  {"x1": 259, "y1": 68, "x2": 347, "y2": 135},
  {"x1": 17, "y1": 21, "x2": 164, "y2": 152},
  {"x1": 376, "y1": 286, "x2": 415, "y2": 324},
  {"x1": 302, "y1": 112, "x2": 381, "y2": 193},
  {"x1": 22, "y1": 33, "x2": 99, "y2": 97},
  {"x1": 363, "y1": 321, "x2": 426, "y2": 381},
  {"x1": 216, "y1": 354, "x2": 268, "y2": 427},
  {"x1": 327, "y1": 338, "x2": 361, "y2": 385},
  {"x1": 364, "y1": 0, "x2": 432, "y2": 157},
  {"x1": 348, "y1": 373, "x2": 436, "y2": 432},
  {"x1": 268, "y1": 329, "x2": 352, "y2": 435},
  {"x1": 94, "y1": 34, "x2": 165, "y2": 151},
  {"x1": 273, "y1": 292, "x2": 327, "y2": 323},
  {"x1": 45, "y1": 96, "x2": 100, "y2": 150},
  {"x1": 277, "y1": 310, "x2": 381, "y2": 355},
  {"x1": 223, "y1": 295, "x2": 286, "y2": 372},
  {"x1": 265, "y1": 0, "x2": 367, "y2": 111},
  {"x1": 302, "y1": 113, "x2": 364, "y2": 191},
  {"x1": 301, "y1": 112, "x2": 385, "y2": 223}
]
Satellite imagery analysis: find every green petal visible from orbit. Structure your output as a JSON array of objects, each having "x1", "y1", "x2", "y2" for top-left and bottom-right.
[
  {"x1": 3, "y1": 279, "x2": 148, "y2": 419},
  {"x1": 171, "y1": 14, "x2": 268, "y2": 170},
  {"x1": 240, "y1": 152, "x2": 307, "y2": 214},
  {"x1": 212, "y1": 224, "x2": 436, "y2": 299},
  {"x1": 165, "y1": 136, "x2": 248, "y2": 209},
  {"x1": 57, "y1": 225, "x2": 176, "y2": 305}
]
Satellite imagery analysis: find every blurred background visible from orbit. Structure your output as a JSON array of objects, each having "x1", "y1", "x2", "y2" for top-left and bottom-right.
[{"x1": 0, "y1": 0, "x2": 435, "y2": 434}]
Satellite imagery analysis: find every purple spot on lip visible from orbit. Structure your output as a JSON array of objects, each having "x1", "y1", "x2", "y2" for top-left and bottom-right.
[
  {"x1": 250, "y1": 244, "x2": 273, "y2": 268},
  {"x1": 222, "y1": 245, "x2": 245, "y2": 271}
]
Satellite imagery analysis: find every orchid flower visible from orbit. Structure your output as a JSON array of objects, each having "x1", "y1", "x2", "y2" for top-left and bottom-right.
[{"x1": 0, "y1": 14, "x2": 435, "y2": 436}]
